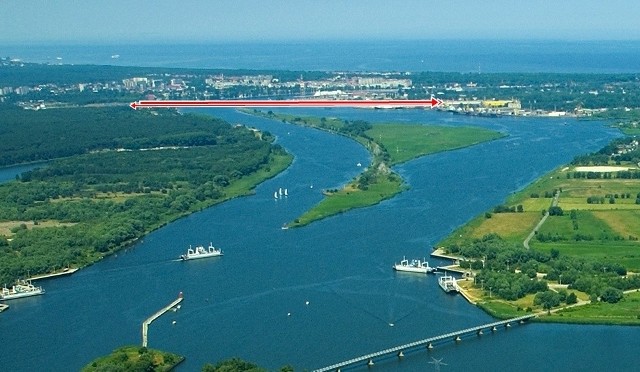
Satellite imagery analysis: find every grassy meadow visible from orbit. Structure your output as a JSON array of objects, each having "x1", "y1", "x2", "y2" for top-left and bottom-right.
[{"x1": 365, "y1": 124, "x2": 504, "y2": 165}]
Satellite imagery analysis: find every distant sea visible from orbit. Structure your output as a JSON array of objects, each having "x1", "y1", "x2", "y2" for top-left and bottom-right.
[{"x1": 2, "y1": 40, "x2": 640, "y2": 73}]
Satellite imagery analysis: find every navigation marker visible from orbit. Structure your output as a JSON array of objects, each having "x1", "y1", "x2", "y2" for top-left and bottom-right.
[{"x1": 129, "y1": 98, "x2": 444, "y2": 110}]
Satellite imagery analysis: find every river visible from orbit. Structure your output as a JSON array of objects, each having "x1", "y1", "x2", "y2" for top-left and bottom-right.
[{"x1": 0, "y1": 109, "x2": 637, "y2": 371}]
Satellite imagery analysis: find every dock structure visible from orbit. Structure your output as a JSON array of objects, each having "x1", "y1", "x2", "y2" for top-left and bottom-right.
[
  {"x1": 28, "y1": 267, "x2": 79, "y2": 281},
  {"x1": 142, "y1": 292, "x2": 183, "y2": 347},
  {"x1": 312, "y1": 314, "x2": 535, "y2": 372}
]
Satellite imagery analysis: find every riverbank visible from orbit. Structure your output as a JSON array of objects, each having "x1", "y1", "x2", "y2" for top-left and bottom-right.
[
  {"x1": 247, "y1": 110, "x2": 504, "y2": 228},
  {"x1": 0, "y1": 107, "x2": 294, "y2": 285},
  {"x1": 435, "y1": 137, "x2": 640, "y2": 325}
]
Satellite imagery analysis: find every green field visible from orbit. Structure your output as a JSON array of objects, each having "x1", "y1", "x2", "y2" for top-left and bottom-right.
[
  {"x1": 534, "y1": 242, "x2": 640, "y2": 270},
  {"x1": 365, "y1": 124, "x2": 505, "y2": 165},
  {"x1": 436, "y1": 148, "x2": 640, "y2": 324},
  {"x1": 543, "y1": 291, "x2": 640, "y2": 325}
]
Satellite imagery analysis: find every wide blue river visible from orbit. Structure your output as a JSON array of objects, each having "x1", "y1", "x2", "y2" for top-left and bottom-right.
[{"x1": 1, "y1": 109, "x2": 638, "y2": 371}]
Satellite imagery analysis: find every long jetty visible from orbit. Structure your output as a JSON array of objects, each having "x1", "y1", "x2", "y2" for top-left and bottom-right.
[
  {"x1": 312, "y1": 314, "x2": 535, "y2": 372},
  {"x1": 142, "y1": 292, "x2": 183, "y2": 347}
]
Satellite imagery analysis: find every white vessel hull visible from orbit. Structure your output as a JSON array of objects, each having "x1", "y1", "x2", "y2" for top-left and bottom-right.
[
  {"x1": 393, "y1": 257, "x2": 435, "y2": 274},
  {"x1": 393, "y1": 265, "x2": 430, "y2": 274},
  {"x1": 1, "y1": 290, "x2": 44, "y2": 300},
  {"x1": 0, "y1": 281, "x2": 45, "y2": 301},
  {"x1": 180, "y1": 243, "x2": 223, "y2": 261},
  {"x1": 438, "y1": 276, "x2": 458, "y2": 293},
  {"x1": 181, "y1": 252, "x2": 223, "y2": 261}
]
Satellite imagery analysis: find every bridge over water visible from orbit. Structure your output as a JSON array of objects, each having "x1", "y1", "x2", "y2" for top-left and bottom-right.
[{"x1": 312, "y1": 314, "x2": 536, "y2": 372}]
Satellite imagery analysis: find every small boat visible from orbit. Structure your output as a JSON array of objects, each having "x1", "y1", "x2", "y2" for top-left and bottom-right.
[
  {"x1": 393, "y1": 256, "x2": 436, "y2": 274},
  {"x1": 438, "y1": 275, "x2": 459, "y2": 293},
  {"x1": 180, "y1": 243, "x2": 223, "y2": 261},
  {"x1": 0, "y1": 280, "x2": 45, "y2": 300},
  {"x1": 284, "y1": 188, "x2": 288, "y2": 197},
  {"x1": 274, "y1": 191, "x2": 279, "y2": 199}
]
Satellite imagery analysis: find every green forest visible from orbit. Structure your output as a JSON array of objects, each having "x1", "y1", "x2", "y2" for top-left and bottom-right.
[{"x1": 0, "y1": 107, "x2": 291, "y2": 284}]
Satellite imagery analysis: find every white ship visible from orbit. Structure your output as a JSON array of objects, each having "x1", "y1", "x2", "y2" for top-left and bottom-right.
[
  {"x1": 0, "y1": 280, "x2": 45, "y2": 300},
  {"x1": 393, "y1": 257, "x2": 436, "y2": 274},
  {"x1": 438, "y1": 275, "x2": 459, "y2": 293},
  {"x1": 180, "y1": 243, "x2": 223, "y2": 261}
]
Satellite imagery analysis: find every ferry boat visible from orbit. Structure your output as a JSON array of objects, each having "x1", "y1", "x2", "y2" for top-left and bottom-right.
[
  {"x1": 393, "y1": 256, "x2": 436, "y2": 274},
  {"x1": 180, "y1": 243, "x2": 223, "y2": 261},
  {"x1": 0, "y1": 280, "x2": 45, "y2": 300},
  {"x1": 438, "y1": 275, "x2": 458, "y2": 293}
]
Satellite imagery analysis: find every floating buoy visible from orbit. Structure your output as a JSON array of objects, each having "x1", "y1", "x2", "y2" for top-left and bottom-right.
[{"x1": 305, "y1": 301, "x2": 310, "y2": 305}]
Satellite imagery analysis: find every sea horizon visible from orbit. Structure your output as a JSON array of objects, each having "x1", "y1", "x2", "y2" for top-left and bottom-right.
[{"x1": 3, "y1": 39, "x2": 640, "y2": 73}]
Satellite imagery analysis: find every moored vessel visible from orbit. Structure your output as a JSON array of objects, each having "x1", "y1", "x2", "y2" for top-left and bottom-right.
[
  {"x1": 393, "y1": 256, "x2": 436, "y2": 274},
  {"x1": 438, "y1": 274, "x2": 458, "y2": 293},
  {"x1": 180, "y1": 243, "x2": 223, "y2": 261},
  {"x1": 0, "y1": 280, "x2": 45, "y2": 300}
]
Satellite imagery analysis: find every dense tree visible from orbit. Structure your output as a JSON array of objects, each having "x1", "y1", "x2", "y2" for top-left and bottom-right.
[
  {"x1": 0, "y1": 109, "x2": 290, "y2": 284},
  {"x1": 600, "y1": 287, "x2": 624, "y2": 303}
]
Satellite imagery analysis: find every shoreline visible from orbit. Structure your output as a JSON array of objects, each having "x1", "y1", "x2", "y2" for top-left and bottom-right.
[{"x1": 4, "y1": 151, "x2": 293, "y2": 285}]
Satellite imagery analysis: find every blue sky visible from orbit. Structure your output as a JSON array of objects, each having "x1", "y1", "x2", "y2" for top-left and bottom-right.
[{"x1": 1, "y1": 0, "x2": 639, "y2": 43}]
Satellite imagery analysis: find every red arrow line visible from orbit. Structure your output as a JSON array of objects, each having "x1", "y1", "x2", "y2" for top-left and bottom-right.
[{"x1": 130, "y1": 98, "x2": 443, "y2": 110}]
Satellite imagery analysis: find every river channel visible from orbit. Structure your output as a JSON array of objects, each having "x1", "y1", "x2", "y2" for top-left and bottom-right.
[{"x1": 1, "y1": 108, "x2": 638, "y2": 371}]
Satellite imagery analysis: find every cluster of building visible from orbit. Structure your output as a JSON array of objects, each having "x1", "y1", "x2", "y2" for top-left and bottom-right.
[{"x1": 1, "y1": 58, "x2": 634, "y2": 118}]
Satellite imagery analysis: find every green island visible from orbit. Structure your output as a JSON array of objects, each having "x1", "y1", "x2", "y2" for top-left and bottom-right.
[
  {"x1": 82, "y1": 346, "x2": 184, "y2": 372},
  {"x1": 0, "y1": 106, "x2": 292, "y2": 284},
  {"x1": 437, "y1": 136, "x2": 640, "y2": 324},
  {"x1": 84, "y1": 348, "x2": 289, "y2": 372},
  {"x1": 248, "y1": 110, "x2": 505, "y2": 227}
]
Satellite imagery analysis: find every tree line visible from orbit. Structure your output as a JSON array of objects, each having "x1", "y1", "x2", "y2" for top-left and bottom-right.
[{"x1": 0, "y1": 108, "x2": 289, "y2": 284}]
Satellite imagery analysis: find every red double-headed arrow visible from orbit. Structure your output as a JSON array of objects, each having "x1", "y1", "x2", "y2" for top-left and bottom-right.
[{"x1": 129, "y1": 98, "x2": 443, "y2": 110}]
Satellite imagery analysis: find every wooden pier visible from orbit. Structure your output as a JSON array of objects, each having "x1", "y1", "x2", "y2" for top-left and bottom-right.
[
  {"x1": 312, "y1": 314, "x2": 536, "y2": 372},
  {"x1": 141, "y1": 292, "x2": 183, "y2": 347}
]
